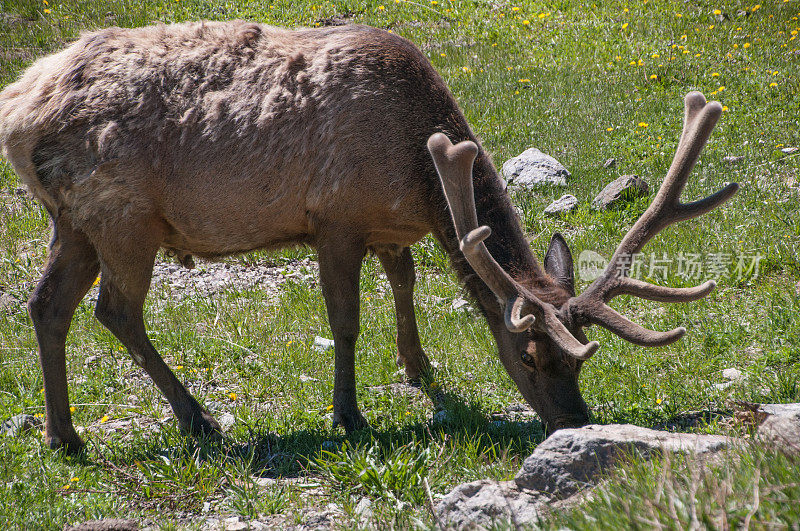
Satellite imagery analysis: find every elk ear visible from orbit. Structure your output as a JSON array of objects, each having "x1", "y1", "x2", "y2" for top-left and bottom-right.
[{"x1": 544, "y1": 233, "x2": 575, "y2": 296}]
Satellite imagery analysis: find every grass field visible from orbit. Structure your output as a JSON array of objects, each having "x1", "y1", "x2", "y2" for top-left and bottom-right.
[{"x1": 0, "y1": 0, "x2": 798, "y2": 528}]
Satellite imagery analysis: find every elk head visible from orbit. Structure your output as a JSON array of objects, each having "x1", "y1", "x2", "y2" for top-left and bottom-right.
[{"x1": 428, "y1": 92, "x2": 739, "y2": 431}]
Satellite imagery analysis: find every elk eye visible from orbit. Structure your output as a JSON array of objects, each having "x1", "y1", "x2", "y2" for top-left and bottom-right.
[{"x1": 520, "y1": 351, "x2": 536, "y2": 367}]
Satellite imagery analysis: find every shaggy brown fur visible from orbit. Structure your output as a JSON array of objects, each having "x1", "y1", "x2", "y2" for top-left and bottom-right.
[{"x1": 0, "y1": 21, "x2": 581, "y2": 453}]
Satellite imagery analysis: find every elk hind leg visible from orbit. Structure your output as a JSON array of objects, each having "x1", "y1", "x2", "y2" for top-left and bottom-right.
[
  {"x1": 375, "y1": 245, "x2": 432, "y2": 385},
  {"x1": 28, "y1": 216, "x2": 100, "y2": 454},
  {"x1": 93, "y1": 240, "x2": 220, "y2": 439}
]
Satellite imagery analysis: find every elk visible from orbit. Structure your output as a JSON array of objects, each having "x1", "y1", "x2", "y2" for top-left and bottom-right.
[{"x1": 0, "y1": 20, "x2": 737, "y2": 454}]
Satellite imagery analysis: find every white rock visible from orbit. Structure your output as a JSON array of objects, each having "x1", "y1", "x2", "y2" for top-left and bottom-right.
[
  {"x1": 313, "y1": 336, "x2": 335, "y2": 352},
  {"x1": 354, "y1": 497, "x2": 374, "y2": 520},
  {"x1": 436, "y1": 480, "x2": 544, "y2": 530},
  {"x1": 544, "y1": 194, "x2": 579, "y2": 216},
  {"x1": 502, "y1": 148, "x2": 570, "y2": 189},
  {"x1": 721, "y1": 368, "x2": 744, "y2": 381},
  {"x1": 218, "y1": 412, "x2": 235, "y2": 431}
]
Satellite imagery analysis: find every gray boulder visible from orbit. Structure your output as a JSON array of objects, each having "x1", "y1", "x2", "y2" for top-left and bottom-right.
[
  {"x1": 502, "y1": 148, "x2": 570, "y2": 189},
  {"x1": 437, "y1": 424, "x2": 732, "y2": 529},
  {"x1": 435, "y1": 479, "x2": 545, "y2": 530},
  {"x1": 1, "y1": 414, "x2": 42, "y2": 436},
  {"x1": 591, "y1": 175, "x2": 649, "y2": 210},
  {"x1": 544, "y1": 194, "x2": 578, "y2": 217},
  {"x1": 514, "y1": 424, "x2": 731, "y2": 498},
  {"x1": 756, "y1": 403, "x2": 800, "y2": 453}
]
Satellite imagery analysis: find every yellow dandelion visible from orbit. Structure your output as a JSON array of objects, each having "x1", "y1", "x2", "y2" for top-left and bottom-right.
[
  {"x1": 62, "y1": 484, "x2": 71, "y2": 490},
  {"x1": 71, "y1": 477, "x2": 79, "y2": 482},
  {"x1": 624, "y1": 7, "x2": 629, "y2": 12},
  {"x1": 621, "y1": 23, "x2": 629, "y2": 29},
  {"x1": 377, "y1": 5, "x2": 384, "y2": 10},
  {"x1": 514, "y1": 90, "x2": 520, "y2": 94},
  {"x1": 43, "y1": 8, "x2": 51, "y2": 13},
  {"x1": 100, "y1": 415, "x2": 109, "y2": 423},
  {"x1": 70, "y1": 406, "x2": 76, "y2": 413},
  {"x1": 713, "y1": 9, "x2": 721, "y2": 15},
  {"x1": 326, "y1": 404, "x2": 334, "y2": 412},
  {"x1": 711, "y1": 72, "x2": 720, "y2": 77},
  {"x1": 615, "y1": 55, "x2": 622, "y2": 61},
  {"x1": 751, "y1": 4, "x2": 760, "y2": 11},
  {"x1": 523, "y1": 19, "x2": 530, "y2": 25},
  {"x1": 651, "y1": 53, "x2": 660, "y2": 58},
  {"x1": 722, "y1": 106, "x2": 729, "y2": 111},
  {"x1": 175, "y1": 365, "x2": 184, "y2": 370},
  {"x1": 538, "y1": 12, "x2": 548, "y2": 18},
  {"x1": 511, "y1": 6, "x2": 520, "y2": 11},
  {"x1": 675, "y1": 13, "x2": 682, "y2": 17},
  {"x1": 462, "y1": 66, "x2": 471, "y2": 73},
  {"x1": 650, "y1": 74, "x2": 657, "y2": 79},
  {"x1": 709, "y1": 25, "x2": 715, "y2": 29},
  {"x1": 718, "y1": 85, "x2": 725, "y2": 91},
  {"x1": 733, "y1": 43, "x2": 739, "y2": 48},
  {"x1": 629, "y1": 60, "x2": 637, "y2": 65},
  {"x1": 228, "y1": 392, "x2": 237, "y2": 400},
  {"x1": 637, "y1": 59, "x2": 644, "y2": 66},
  {"x1": 656, "y1": 398, "x2": 663, "y2": 404},
  {"x1": 607, "y1": 127, "x2": 614, "y2": 132},
  {"x1": 440, "y1": 52, "x2": 446, "y2": 57},
  {"x1": 638, "y1": 122, "x2": 648, "y2": 128},
  {"x1": 518, "y1": 78, "x2": 530, "y2": 83},
  {"x1": 769, "y1": 82, "x2": 778, "y2": 87},
  {"x1": 743, "y1": 42, "x2": 751, "y2": 48}
]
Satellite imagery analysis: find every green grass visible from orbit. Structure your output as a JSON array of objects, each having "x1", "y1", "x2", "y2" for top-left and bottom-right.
[{"x1": 1, "y1": 0, "x2": 799, "y2": 528}]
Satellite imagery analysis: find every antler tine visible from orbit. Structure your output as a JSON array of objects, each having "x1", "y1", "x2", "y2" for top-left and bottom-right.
[
  {"x1": 568, "y1": 92, "x2": 738, "y2": 347},
  {"x1": 428, "y1": 133, "x2": 600, "y2": 360}
]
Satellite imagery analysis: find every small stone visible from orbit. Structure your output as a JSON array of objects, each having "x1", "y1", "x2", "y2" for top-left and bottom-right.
[
  {"x1": 1, "y1": 414, "x2": 42, "y2": 436},
  {"x1": 436, "y1": 480, "x2": 544, "y2": 529},
  {"x1": 451, "y1": 298, "x2": 470, "y2": 311},
  {"x1": 591, "y1": 175, "x2": 649, "y2": 210},
  {"x1": 218, "y1": 412, "x2": 235, "y2": 431},
  {"x1": 65, "y1": 519, "x2": 138, "y2": 531},
  {"x1": 544, "y1": 194, "x2": 578, "y2": 217},
  {"x1": 722, "y1": 155, "x2": 745, "y2": 165},
  {"x1": 312, "y1": 336, "x2": 335, "y2": 352},
  {"x1": 354, "y1": 497, "x2": 373, "y2": 520},
  {"x1": 781, "y1": 147, "x2": 798, "y2": 155},
  {"x1": 84, "y1": 355, "x2": 101, "y2": 366},
  {"x1": 502, "y1": 148, "x2": 570, "y2": 189},
  {"x1": 603, "y1": 158, "x2": 616, "y2": 168},
  {"x1": 721, "y1": 368, "x2": 744, "y2": 382}
]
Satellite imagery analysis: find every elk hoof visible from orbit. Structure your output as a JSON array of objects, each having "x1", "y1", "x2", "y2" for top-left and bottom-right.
[
  {"x1": 46, "y1": 431, "x2": 86, "y2": 455},
  {"x1": 181, "y1": 411, "x2": 223, "y2": 440},
  {"x1": 332, "y1": 409, "x2": 369, "y2": 433}
]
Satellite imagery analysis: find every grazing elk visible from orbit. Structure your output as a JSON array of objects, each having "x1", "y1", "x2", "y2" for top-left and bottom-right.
[{"x1": 0, "y1": 20, "x2": 737, "y2": 454}]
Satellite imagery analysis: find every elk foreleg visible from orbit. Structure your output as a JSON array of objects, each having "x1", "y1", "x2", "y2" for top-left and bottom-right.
[{"x1": 318, "y1": 234, "x2": 369, "y2": 433}]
